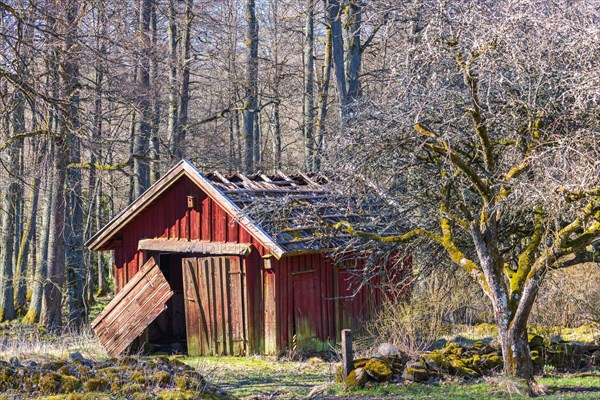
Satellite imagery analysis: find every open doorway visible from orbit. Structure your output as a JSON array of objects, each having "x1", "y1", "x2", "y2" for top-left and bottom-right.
[{"x1": 147, "y1": 253, "x2": 188, "y2": 353}]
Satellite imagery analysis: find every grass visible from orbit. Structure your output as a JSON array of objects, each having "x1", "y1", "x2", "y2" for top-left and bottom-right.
[
  {"x1": 184, "y1": 356, "x2": 600, "y2": 399},
  {"x1": 0, "y1": 322, "x2": 107, "y2": 362},
  {"x1": 184, "y1": 355, "x2": 338, "y2": 398}
]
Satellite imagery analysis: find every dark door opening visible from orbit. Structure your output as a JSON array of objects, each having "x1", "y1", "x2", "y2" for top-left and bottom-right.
[{"x1": 147, "y1": 253, "x2": 189, "y2": 353}]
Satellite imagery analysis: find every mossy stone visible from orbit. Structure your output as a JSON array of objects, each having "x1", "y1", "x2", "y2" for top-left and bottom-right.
[
  {"x1": 130, "y1": 372, "x2": 146, "y2": 384},
  {"x1": 61, "y1": 375, "x2": 81, "y2": 393},
  {"x1": 452, "y1": 365, "x2": 479, "y2": 377},
  {"x1": 443, "y1": 342, "x2": 464, "y2": 356},
  {"x1": 121, "y1": 382, "x2": 144, "y2": 396},
  {"x1": 84, "y1": 378, "x2": 109, "y2": 392},
  {"x1": 345, "y1": 367, "x2": 369, "y2": 388},
  {"x1": 41, "y1": 361, "x2": 67, "y2": 372},
  {"x1": 39, "y1": 372, "x2": 63, "y2": 395},
  {"x1": 364, "y1": 358, "x2": 393, "y2": 382},
  {"x1": 402, "y1": 367, "x2": 429, "y2": 382},
  {"x1": 0, "y1": 366, "x2": 16, "y2": 391},
  {"x1": 528, "y1": 334, "x2": 544, "y2": 348},
  {"x1": 423, "y1": 351, "x2": 451, "y2": 371},
  {"x1": 530, "y1": 350, "x2": 543, "y2": 367},
  {"x1": 353, "y1": 358, "x2": 368, "y2": 369},
  {"x1": 153, "y1": 370, "x2": 172, "y2": 386}
]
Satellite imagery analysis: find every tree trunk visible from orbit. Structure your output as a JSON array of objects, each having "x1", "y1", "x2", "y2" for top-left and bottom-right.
[
  {"x1": 345, "y1": 1, "x2": 361, "y2": 103},
  {"x1": 272, "y1": 101, "x2": 281, "y2": 170},
  {"x1": 326, "y1": 0, "x2": 347, "y2": 119},
  {"x1": 504, "y1": 325, "x2": 534, "y2": 380},
  {"x1": 176, "y1": 0, "x2": 193, "y2": 160},
  {"x1": 0, "y1": 95, "x2": 23, "y2": 322},
  {"x1": 23, "y1": 121, "x2": 54, "y2": 325},
  {"x1": 244, "y1": 0, "x2": 259, "y2": 173},
  {"x1": 15, "y1": 157, "x2": 41, "y2": 315},
  {"x1": 42, "y1": 0, "x2": 80, "y2": 333},
  {"x1": 42, "y1": 135, "x2": 68, "y2": 332},
  {"x1": 132, "y1": 0, "x2": 153, "y2": 199},
  {"x1": 149, "y1": 0, "x2": 160, "y2": 182},
  {"x1": 303, "y1": 0, "x2": 315, "y2": 172},
  {"x1": 314, "y1": 12, "x2": 332, "y2": 172},
  {"x1": 166, "y1": 0, "x2": 179, "y2": 160}
]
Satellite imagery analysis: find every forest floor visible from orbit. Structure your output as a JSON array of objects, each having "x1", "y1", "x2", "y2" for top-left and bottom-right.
[
  {"x1": 0, "y1": 299, "x2": 599, "y2": 399},
  {"x1": 184, "y1": 356, "x2": 600, "y2": 399}
]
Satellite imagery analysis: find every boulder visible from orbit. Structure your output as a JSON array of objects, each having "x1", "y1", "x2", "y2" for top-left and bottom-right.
[
  {"x1": 345, "y1": 367, "x2": 369, "y2": 388},
  {"x1": 528, "y1": 334, "x2": 544, "y2": 349},
  {"x1": 68, "y1": 351, "x2": 85, "y2": 363},
  {"x1": 422, "y1": 351, "x2": 451, "y2": 372},
  {"x1": 402, "y1": 367, "x2": 430, "y2": 382},
  {"x1": 378, "y1": 343, "x2": 400, "y2": 357},
  {"x1": 364, "y1": 358, "x2": 393, "y2": 382}
]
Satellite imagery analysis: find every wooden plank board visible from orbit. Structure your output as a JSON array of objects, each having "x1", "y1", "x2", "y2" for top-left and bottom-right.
[
  {"x1": 138, "y1": 239, "x2": 250, "y2": 256},
  {"x1": 92, "y1": 257, "x2": 173, "y2": 356},
  {"x1": 183, "y1": 256, "x2": 247, "y2": 356}
]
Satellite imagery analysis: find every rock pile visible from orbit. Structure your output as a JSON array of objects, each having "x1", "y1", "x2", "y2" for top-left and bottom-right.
[
  {"x1": 343, "y1": 336, "x2": 600, "y2": 388},
  {"x1": 0, "y1": 353, "x2": 231, "y2": 399}
]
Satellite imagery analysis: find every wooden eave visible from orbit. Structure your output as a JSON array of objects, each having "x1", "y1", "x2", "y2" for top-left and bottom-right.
[{"x1": 85, "y1": 160, "x2": 286, "y2": 259}]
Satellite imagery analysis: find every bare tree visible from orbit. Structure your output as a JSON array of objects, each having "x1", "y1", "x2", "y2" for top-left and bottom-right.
[{"x1": 330, "y1": 0, "x2": 600, "y2": 385}]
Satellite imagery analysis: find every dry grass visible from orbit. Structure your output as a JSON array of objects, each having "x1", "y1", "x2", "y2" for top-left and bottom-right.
[{"x1": 0, "y1": 323, "x2": 107, "y2": 362}]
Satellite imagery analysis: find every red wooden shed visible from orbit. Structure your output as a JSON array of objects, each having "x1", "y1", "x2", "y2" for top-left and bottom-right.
[{"x1": 87, "y1": 160, "x2": 405, "y2": 356}]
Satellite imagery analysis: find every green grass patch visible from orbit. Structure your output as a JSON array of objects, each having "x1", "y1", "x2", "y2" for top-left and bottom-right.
[
  {"x1": 183, "y1": 356, "x2": 337, "y2": 398},
  {"x1": 184, "y1": 356, "x2": 600, "y2": 399}
]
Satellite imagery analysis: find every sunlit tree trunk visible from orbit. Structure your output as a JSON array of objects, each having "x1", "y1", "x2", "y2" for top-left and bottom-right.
[
  {"x1": 166, "y1": 0, "x2": 179, "y2": 160},
  {"x1": 132, "y1": 0, "x2": 152, "y2": 199},
  {"x1": 303, "y1": 0, "x2": 315, "y2": 172},
  {"x1": 176, "y1": 0, "x2": 193, "y2": 160},
  {"x1": 243, "y1": 0, "x2": 259, "y2": 173}
]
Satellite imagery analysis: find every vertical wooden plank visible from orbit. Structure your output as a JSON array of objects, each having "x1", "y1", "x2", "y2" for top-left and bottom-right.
[
  {"x1": 230, "y1": 257, "x2": 247, "y2": 355},
  {"x1": 242, "y1": 256, "x2": 254, "y2": 354},
  {"x1": 183, "y1": 258, "x2": 202, "y2": 356},
  {"x1": 201, "y1": 196, "x2": 211, "y2": 241},
  {"x1": 201, "y1": 257, "x2": 213, "y2": 355},
  {"x1": 189, "y1": 190, "x2": 201, "y2": 240},
  {"x1": 227, "y1": 215, "x2": 239, "y2": 243},
  {"x1": 263, "y1": 269, "x2": 276, "y2": 354},
  {"x1": 213, "y1": 206, "x2": 227, "y2": 242},
  {"x1": 221, "y1": 257, "x2": 231, "y2": 354},
  {"x1": 283, "y1": 257, "x2": 295, "y2": 349}
]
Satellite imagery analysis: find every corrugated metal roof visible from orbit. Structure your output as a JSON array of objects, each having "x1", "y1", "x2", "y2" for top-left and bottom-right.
[{"x1": 92, "y1": 257, "x2": 173, "y2": 356}]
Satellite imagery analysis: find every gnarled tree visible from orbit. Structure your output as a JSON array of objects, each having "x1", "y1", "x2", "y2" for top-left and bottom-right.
[{"x1": 329, "y1": 0, "x2": 600, "y2": 385}]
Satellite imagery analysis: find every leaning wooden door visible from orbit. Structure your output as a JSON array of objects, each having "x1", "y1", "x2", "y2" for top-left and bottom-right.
[{"x1": 182, "y1": 256, "x2": 247, "y2": 356}]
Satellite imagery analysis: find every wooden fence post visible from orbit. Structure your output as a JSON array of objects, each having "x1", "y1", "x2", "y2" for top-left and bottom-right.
[{"x1": 341, "y1": 329, "x2": 353, "y2": 381}]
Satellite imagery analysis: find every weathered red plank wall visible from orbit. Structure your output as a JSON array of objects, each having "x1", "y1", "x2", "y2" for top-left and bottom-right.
[
  {"x1": 112, "y1": 175, "x2": 270, "y2": 292},
  {"x1": 270, "y1": 254, "x2": 389, "y2": 353}
]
